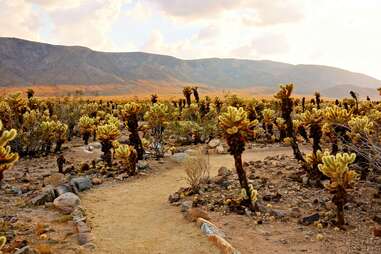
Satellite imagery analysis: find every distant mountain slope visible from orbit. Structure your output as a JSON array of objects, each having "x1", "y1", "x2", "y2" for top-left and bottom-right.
[
  {"x1": 0, "y1": 37, "x2": 380, "y2": 95},
  {"x1": 321, "y1": 84, "x2": 379, "y2": 100}
]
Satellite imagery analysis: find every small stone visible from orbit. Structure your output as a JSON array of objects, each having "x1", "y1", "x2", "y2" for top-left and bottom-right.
[
  {"x1": 217, "y1": 167, "x2": 231, "y2": 177},
  {"x1": 14, "y1": 246, "x2": 31, "y2": 254},
  {"x1": 270, "y1": 209, "x2": 288, "y2": 219},
  {"x1": 172, "y1": 153, "x2": 189, "y2": 163},
  {"x1": 374, "y1": 226, "x2": 381, "y2": 237},
  {"x1": 299, "y1": 213, "x2": 320, "y2": 225},
  {"x1": 184, "y1": 208, "x2": 210, "y2": 222},
  {"x1": 137, "y1": 161, "x2": 149, "y2": 170},
  {"x1": 168, "y1": 193, "x2": 180, "y2": 203},
  {"x1": 53, "y1": 192, "x2": 81, "y2": 214},
  {"x1": 180, "y1": 201, "x2": 192, "y2": 212},
  {"x1": 216, "y1": 145, "x2": 225, "y2": 154},
  {"x1": 290, "y1": 207, "x2": 302, "y2": 218},
  {"x1": 71, "y1": 177, "x2": 92, "y2": 192},
  {"x1": 91, "y1": 177, "x2": 103, "y2": 185},
  {"x1": 373, "y1": 215, "x2": 381, "y2": 225},
  {"x1": 208, "y1": 234, "x2": 240, "y2": 254},
  {"x1": 78, "y1": 232, "x2": 92, "y2": 245},
  {"x1": 208, "y1": 139, "x2": 221, "y2": 148},
  {"x1": 316, "y1": 234, "x2": 324, "y2": 241}
]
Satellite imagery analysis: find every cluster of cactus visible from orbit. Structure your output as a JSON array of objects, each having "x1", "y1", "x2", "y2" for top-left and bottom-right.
[
  {"x1": 219, "y1": 106, "x2": 259, "y2": 211},
  {"x1": 115, "y1": 144, "x2": 137, "y2": 175},
  {"x1": 0, "y1": 121, "x2": 19, "y2": 182},
  {"x1": 318, "y1": 152, "x2": 358, "y2": 226}
]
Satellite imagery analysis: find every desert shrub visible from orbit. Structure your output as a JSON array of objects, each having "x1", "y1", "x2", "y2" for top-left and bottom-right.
[{"x1": 184, "y1": 151, "x2": 210, "y2": 192}]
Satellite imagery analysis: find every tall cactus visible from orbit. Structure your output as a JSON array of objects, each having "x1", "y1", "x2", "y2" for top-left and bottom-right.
[
  {"x1": 318, "y1": 152, "x2": 358, "y2": 226},
  {"x1": 274, "y1": 84, "x2": 305, "y2": 162},
  {"x1": 119, "y1": 102, "x2": 144, "y2": 160},
  {"x1": 0, "y1": 121, "x2": 19, "y2": 182},
  {"x1": 219, "y1": 106, "x2": 259, "y2": 211}
]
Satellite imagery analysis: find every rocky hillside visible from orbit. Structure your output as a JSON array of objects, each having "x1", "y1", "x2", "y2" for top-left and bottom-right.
[{"x1": 1, "y1": 37, "x2": 380, "y2": 95}]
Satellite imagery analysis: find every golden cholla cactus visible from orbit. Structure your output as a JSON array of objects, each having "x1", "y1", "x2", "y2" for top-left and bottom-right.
[
  {"x1": 301, "y1": 108, "x2": 324, "y2": 126},
  {"x1": 240, "y1": 184, "x2": 258, "y2": 202},
  {"x1": 262, "y1": 108, "x2": 275, "y2": 124},
  {"x1": 219, "y1": 106, "x2": 259, "y2": 211},
  {"x1": 274, "y1": 83, "x2": 293, "y2": 99},
  {"x1": 0, "y1": 121, "x2": 19, "y2": 182},
  {"x1": 40, "y1": 121, "x2": 57, "y2": 143},
  {"x1": 144, "y1": 103, "x2": 169, "y2": 127},
  {"x1": 347, "y1": 116, "x2": 373, "y2": 143},
  {"x1": 323, "y1": 106, "x2": 352, "y2": 124},
  {"x1": 115, "y1": 144, "x2": 137, "y2": 174},
  {"x1": 0, "y1": 235, "x2": 6, "y2": 251},
  {"x1": 81, "y1": 102, "x2": 99, "y2": 116},
  {"x1": 105, "y1": 114, "x2": 121, "y2": 129},
  {"x1": 318, "y1": 152, "x2": 358, "y2": 191},
  {"x1": 6, "y1": 92, "x2": 28, "y2": 113},
  {"x1": 119, "y1": 102, "x2": 141, "y2": 121},
  {"x1": 79, "y1": 116, "x2": 95, "y2": 135},
  {"x1": 318, "y1": 152, "x2": 358, "y2": 225},
  {"x1": 55, "y1": 121, "x2": 68, "y2": 141},
  {"x1": 0, "y1": 101, "x2": 11, "y2": 126},
  {"x1": 219, "y1": 106, "x2": 258, "y2": 137},
  {"x1": 97, "y1": 124, "x2": 120, "y2": 142}
]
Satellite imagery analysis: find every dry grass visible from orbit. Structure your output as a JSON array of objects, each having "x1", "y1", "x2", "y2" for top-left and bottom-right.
[{"x1": 184, "y1": 150, "x2": 210, "y2": 192}]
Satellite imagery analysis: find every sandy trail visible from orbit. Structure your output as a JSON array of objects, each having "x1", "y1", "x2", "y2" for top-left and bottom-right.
[{"x1": 82, "y1": 147, "x2": 293, "y2": 254}]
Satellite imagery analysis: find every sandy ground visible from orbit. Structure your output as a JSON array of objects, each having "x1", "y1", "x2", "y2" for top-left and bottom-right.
[{"x1": 81, "y1": 147, "x2": 293, "y2": 254}]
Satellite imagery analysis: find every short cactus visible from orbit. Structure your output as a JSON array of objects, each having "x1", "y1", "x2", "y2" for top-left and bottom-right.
[
  {"x1": 115, "y1": 144, "x2": 138, "y2": 175},
  {"x1": 318, "y1": 152, "x2": 358, "y2": 226},
  {"x1": 97, "y1": 123, "x2": 120, "y2": 166},
  {"x1": 0, "y1": 121, "x2": 19, "y2": 182},
  {"x1": 79, "y1": 116, "x2": 95, "y2": 145}
]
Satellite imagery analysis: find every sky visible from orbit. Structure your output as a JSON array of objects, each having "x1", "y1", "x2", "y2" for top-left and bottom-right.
[{"x1": 0, "y1": 0, "x2": 380, "y2": 79}]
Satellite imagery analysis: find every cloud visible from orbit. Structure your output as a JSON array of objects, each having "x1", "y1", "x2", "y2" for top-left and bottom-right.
[
  {"x1": 0, "y1": 0, "x2": 41, "y2": 40},
  {"x1": 197, "y1": 25, "x2": 220, "y2": 41},
  {"x1": 143, "y1": 0, "x2": 304, "y2": 26},
  {"x1": 230, "y1": 34, "x2": 289, "y2": 59}
]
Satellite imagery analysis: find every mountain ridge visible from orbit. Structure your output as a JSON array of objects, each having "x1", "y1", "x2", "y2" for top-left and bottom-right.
[{"x1": 0, "y1": 37, "x2": 380, "y2": 97}]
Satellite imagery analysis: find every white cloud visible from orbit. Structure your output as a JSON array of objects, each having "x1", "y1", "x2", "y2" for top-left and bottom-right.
[{"x1": 0, "y1": 0, "x2": 41, "y2": 40}]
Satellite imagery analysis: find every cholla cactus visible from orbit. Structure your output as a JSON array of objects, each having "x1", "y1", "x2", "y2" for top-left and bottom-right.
[
  {"x1": 115, "y1": 144, "x2": 137, "y2": 175},
  {"x1": 144, "y1": 103, "x2": 169, "y2": 158},
  {"x1": 262, "y1": 108, "x2": 275, "y2": 142},
  {"x1": 119, "y1": 102, "x2": 144, "y2": 160},
  {"x1": 79, "y1": 116, "x2": 95, "y2": 145},
  {"x1": 274, "y1": 84, "x2": 305, "y2": 161},
  {"x1": 347, "y1": 116, "x2": 374, "y2": 179},
  {"x1": 323, "y1": 106, "x2": 353, "y2": 154},
  {"x1": 219, "y1": 106, "x2": 259, "y2": 211},
  {"x1": 40, "y1": 121, "x2": 57, "y2": 154},
  {"x1": 347, "y1": 116, "x2": 373, "y2": 143},
  {"x1": 0, "y1": 235, "x2": 6, "y2": 251},
  {"x1": 54, "y1": 121, "x2": 68, "y2": 152},
  {"x1": 97, "y1": 124, "x2": 120, "y2": 166},
  {"x1": 239, "y1": 184, "x2": 258, "y2": 203},
  {"x1": 183, "y1": 86, "x2": 193, "y2": 107},
  {"x1": 318, "y1": 152, "x2": 358, "y2": 226},
  {"x1": 0, "y1": 121, "x2": 19, "y2": 182},
  {"x1": 301, "y1": 109, "x2": 324, "y2": 177},
  {"x1": 0, "y1": 101, "x2": 12, "y2": 129}
]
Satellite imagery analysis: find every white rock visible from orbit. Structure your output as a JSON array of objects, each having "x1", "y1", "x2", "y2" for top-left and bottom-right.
[
  {"x1": 54, "y1": 192, "x2": 80, "y2": 214},
  {"x1": 208, "y1": 139, "x2": 221, "y2": 148}
]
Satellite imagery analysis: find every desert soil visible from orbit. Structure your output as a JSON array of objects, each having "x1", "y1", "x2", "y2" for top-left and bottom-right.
[{"x1": 82, "y1": 147, "x2": 294, "y2": 254}]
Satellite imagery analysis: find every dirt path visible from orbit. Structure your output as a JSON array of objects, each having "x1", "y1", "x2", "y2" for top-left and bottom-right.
[{"x1": 82, "y1": 147, "x2": 293, "y2": 254}]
